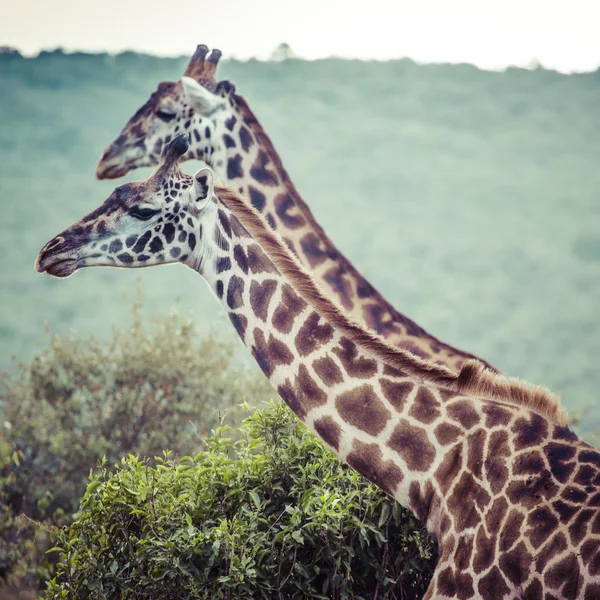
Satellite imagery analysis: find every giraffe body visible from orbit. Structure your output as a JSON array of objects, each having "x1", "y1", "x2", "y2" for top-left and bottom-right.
[
  {"x1": 36, "y1": 137, "x2": 600, "y2": 599},
  {"x1": 95, "y1": 44, "x2": 497, "y2": 373}
]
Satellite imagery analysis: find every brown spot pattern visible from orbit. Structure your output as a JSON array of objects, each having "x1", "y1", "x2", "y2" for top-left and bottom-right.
[
  {"x1": 500, "y1": 509, "x2": 525, "y2": 551},
  {"x1": 436, "y1": 566, "x2": 475, "y2": 600},
  {"x1": 336, "y1": 384, "x2": 391, "y2": 436},
  {"x1": 277, "y1": 381, "x2": 304, "y2": 417},
  {"x1": 226, "y1": 275, "x2": 244, "y2": 309},
  {"x1": 230, "y1": 215, "x2": 252, "y2": 238},
  {"x1": 249, "y1": 279, "x2": 277, "y2": 321},
  {"x1": 484, "y1": 402, "x2": 513, "y2": 428},
  {"x1": 247, "y1": 243, "x2": 278, "y2": 274},
  {"x1": 332, "y1": 337, "x2": 378, "y2": 379},
  {"x1": 485, "y1": 496, "x2": 509, "y2": 534},
  {"x1": 454, "y1": 533, "x2": 474, "y2": 572},
  {"x1": 586, "y1": 584, "x2": 600, "y2": 600},
  {"x1": 313, "y1": 416, "x2": 342, "y2": 451},
  {"x1": 478, "y1": 566, "x2": 510, "y2": 598},
  {"x1": 512, "y1": 412, "x2": 549, "y2": 450},
  {"x1": 251, "y1": 329, "x2": 293, "y2": 378},
  {"x1": 323, "y1": 265, "x2": 354, "y2": 310},
  {"x1": 435, "y1": 422, "x2": 463, "y2": 446},
  {"x1": 435, "y1": 443, "x2": 463, "y2": 496},
  {"x1": 526, "y1": 506, "x2": 559, "y2": 549},
  {"x1": 408, "y1": 386, "x2": 441, "y2": 424},
  {"x1": 272, "y1": 283, "x2": 307, "y2": 334},
  {"x1": 233, "y1": 244, "x2": 248, "y2": 274},
  {"x1": 568, "y1": 508, "x2": 594, "y2": 546},
  {"x1": 274, "y1": 192, "x2": 305, "y2": 229},
  {"x1": 380, "y1": 378, "x2": 413, "y2": 412},
  {"x1": 499, "y1": 540, "x2": 531, "y2": 586},
  {"x1": 484, "y1": 429, "x2": 510, "y2": 495},
  {"x1": 472, "y1": 525, "x2": 495, "y2": 573},
  {"x1": 524, "y1": 578, "x2": 543, "y2": 600},
  {"x1": 387, "y1": 419, "x2": 436, "y2": 472},
  {"x1": 228, "y1": 313, "x2": 247, "y2": 340},
  {"x1": 294, "y1": 364, "x2": 327, "y2": 412},
  {"x1": 545, "y1": 555, "x2": 582, "y2": 598},
  {"x1": 466, "y1": 428, "x2": 486, "y2": 480},
  {"x1": 447, "y1": 400, "x2": 480, "y2": 430},
  {"x1": 346, "y1": 440, "x2": 403, "y2": 495},
  {"x1": 250, "y1": 149, "x2": 278, "y2": 186},
  {"x1": 295, "y1": 312, "x2": 334, "y2": 357},
  {"x1": 312, "y1": 356, "x2": 343, "y2": 387},
  {"x1": 217, "y1": 209, "x2": 232, "y2": 238},
  {"x1": 409, "y1": 481, "x2": 435, "y2": 523},
  {"x1": 545, "y1": 442, "x2": 577, "y2": 484},
  {"x1": 300, "y1": 232, "x2": 328, "y2": 267},
  {"x1": 447, "y1": 472, "x2": 490, "y2": 531}
]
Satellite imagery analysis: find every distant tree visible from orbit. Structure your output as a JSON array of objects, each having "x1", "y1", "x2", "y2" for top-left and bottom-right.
[
  {"x1": 526, "y1": 57, "x2": 544, "y2": 70},
  {"x1": 38, "y1": 48, "x2": 65, "y2": 57},
  {"x1": 0, "y1": 46, "x2": 21, "y2": 57},
  {"x1": 270, "y1": 42, "x2": 296, "y2": 62}
]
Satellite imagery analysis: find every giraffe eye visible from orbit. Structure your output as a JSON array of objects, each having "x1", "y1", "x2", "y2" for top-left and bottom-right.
[
  {"x1": 130, "y1": 207, "x2": 159, "y2": 221},
  {"x1": 156, "y1": 110, "x2": 176, "y2": 122}
]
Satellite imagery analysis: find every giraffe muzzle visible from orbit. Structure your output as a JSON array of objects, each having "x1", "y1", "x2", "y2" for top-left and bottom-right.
[
  {"x1": 35, "y1": 236, "x2": 79, "y2": 278},
  {"x1": 96, "y1": 139, "x2": 147, "y2": 180},
  {"x1": 96, "y1": 148, "x2": 130, "y2": 180}
]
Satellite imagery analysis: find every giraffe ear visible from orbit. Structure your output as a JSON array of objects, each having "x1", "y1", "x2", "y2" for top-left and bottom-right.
[
  {"x1": 181, "y1": 76, "x2": 222, "y2": 115},
  {"x1": 193, "y1": 167, "x2": 214, "y2": 203}
]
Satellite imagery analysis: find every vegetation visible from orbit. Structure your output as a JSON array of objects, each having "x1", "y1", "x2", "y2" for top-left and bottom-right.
[
  {"x1": 0, "y1": 298, "x2": 270, "y2": 591},
  {"x1": 44, "y1": 402, "x2": 436, "y2": 599},
  {"x1": 0, "y1": 299, "x2": 435, "y2": 597}
]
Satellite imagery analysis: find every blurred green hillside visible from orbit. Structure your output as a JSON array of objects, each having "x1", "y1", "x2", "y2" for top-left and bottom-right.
[{"x1": 0, "y1": 50, "x2": 599, "y2": 429}]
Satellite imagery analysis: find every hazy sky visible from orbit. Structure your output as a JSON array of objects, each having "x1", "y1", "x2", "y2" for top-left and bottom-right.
[{"x1": 2, "y1": 0, "x2": 599, "y2": 72}]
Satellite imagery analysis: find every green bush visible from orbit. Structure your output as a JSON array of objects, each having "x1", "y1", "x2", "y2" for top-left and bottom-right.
[
  {"x1": 0, "y1": 297, "x2": 270, "y2": 591},
  {"x1": 1, "y1": 296, "x2": 436, "y2": 596},
  {"x1": 44, "y1": 402, "x2": 436, "y2": 599}
]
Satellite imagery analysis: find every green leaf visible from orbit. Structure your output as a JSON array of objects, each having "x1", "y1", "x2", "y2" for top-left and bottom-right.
[
  {"x1": 378, "y1": 503, "x2": 390, "y2": 527},
  {"x1": 291, "y1": 530, "x2": 304, "y2": 545},
  {"x1": 249, "y1": 490, "x2": 261, "y2": 509}
]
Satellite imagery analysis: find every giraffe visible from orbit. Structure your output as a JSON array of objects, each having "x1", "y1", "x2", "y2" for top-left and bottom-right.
[
  {"x1": 37, "y1": 135, "x2": 600, "y2": 599},
  {"x1": 95, "y1": 43, "x2": 498, "y2": 374}
]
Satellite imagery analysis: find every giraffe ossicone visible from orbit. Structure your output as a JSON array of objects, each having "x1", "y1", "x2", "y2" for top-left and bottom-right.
[
  {"x1": 36, "y1": 135, "x2": 600, "y2": 599},
  {"x1": 95, "y1": 43, "x2": 499, "y2": 374}
]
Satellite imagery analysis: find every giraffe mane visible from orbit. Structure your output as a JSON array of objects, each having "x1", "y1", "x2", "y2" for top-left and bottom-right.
[{"x1": 216, "y1": 185, "x2": 568, "y2": 427}]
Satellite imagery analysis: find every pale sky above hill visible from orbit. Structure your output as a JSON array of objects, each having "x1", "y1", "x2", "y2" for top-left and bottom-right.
[{"x1": 2, "y1": 0, "x2": 599, "y2": 72}]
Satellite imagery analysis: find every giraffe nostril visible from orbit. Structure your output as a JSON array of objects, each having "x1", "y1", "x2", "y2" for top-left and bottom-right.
[{"x1": 46, "y1": 236, "x2": 65, "y2": 252}]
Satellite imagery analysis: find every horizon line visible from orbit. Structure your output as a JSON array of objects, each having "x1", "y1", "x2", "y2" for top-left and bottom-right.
[{"x1": 2, "y1": 44, "x2": 600, "y2": 77}]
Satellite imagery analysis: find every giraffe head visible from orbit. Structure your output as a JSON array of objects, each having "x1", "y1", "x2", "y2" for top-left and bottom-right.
[
  {"x1": 96, "y1": 44, "x2": 236, "y2": 180},
  {"x1": 37, "y1": 135, "x2": 216, "y2": 277}
]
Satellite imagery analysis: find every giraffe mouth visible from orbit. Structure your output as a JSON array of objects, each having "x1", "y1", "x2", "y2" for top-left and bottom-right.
[
  {"x1": 35, "y1": 255, "x2": 79, "y2": 278},
  {"x1": 46, "y1": 259, "x2": 78, "y2": 278}
]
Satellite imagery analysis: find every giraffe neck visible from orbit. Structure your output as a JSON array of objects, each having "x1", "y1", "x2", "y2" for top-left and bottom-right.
[
  {"x1": 188, "y1": 195, "x2": 487, "y2": 538},
  {"x1": 183, "y1": 184, "x2": 566, "y2": 540},
  {"x1": 190, "y1": 93, "x2": 496, "y2": 374}
]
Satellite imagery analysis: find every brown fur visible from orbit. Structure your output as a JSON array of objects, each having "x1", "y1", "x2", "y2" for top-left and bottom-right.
[{"x1": 217, "y1": 185, "x2": 567, "y2": 426}]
